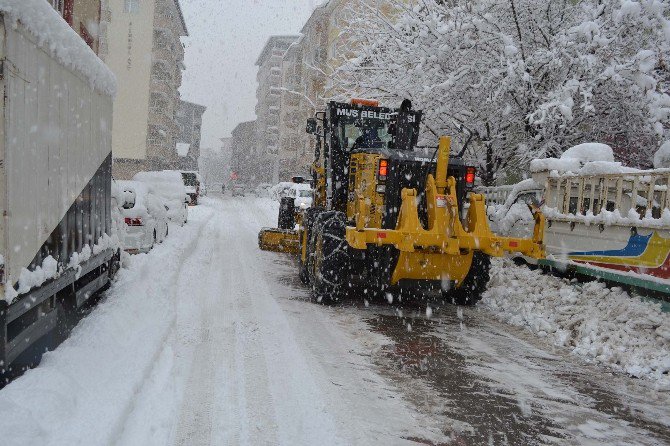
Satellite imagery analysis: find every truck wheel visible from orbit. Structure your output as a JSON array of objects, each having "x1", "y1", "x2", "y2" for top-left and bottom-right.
[
  {"x1": 298, "y1": 208, "x2": 322, "y2": 285},
  {"x1": 311, "y1": 212, "x2": 348, "y2": 303},
  {"x1": 444, "y1": 252, "x2": 491, "y2": 305},
  {"x1": 278, "y1": 197, "x2": 295, "y2": 229}
]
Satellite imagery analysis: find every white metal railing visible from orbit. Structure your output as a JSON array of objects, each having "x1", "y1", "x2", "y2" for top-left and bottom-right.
[
  {"x1": 544, "y1": 170, "x2": 670, "y2": 224},
  {"x1": 476, "y1": 185, "x2": 516, "y2": 206}
]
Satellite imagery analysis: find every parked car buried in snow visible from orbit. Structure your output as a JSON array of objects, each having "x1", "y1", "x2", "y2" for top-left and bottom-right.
[
  {"x1": 269, "y1": 182, "x2": 295, "y2": 201},
  {"x1": 116, "y1": 181, "x2": 170, "y2": 254},
  {"x1": 132, "y1": 170, "x2": 189, "y2": 226}
]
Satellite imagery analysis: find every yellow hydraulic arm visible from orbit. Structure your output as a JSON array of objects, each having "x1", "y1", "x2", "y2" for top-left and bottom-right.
[{"x1": 346, "y1": 137, "x2": 545, "y2": 284}]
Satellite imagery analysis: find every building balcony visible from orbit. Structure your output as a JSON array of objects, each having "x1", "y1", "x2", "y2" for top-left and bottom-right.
[
  {"x1": 153, "y1": 14, "x2": 177, "y2": 34},
  {"x1": 152, "y1": 46, "x2": 178, "y2": 64},
  {"x1": 150, "y1": 78, "x2": 176, "y2": 96},
  {"x1": 148, "y1": 109, "x2": 175, "y2": 128}
]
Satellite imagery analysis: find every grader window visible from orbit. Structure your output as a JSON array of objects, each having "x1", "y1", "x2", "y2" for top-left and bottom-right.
[{"x1": 337, "y1": 120, "x2": 392, "y2": 151}]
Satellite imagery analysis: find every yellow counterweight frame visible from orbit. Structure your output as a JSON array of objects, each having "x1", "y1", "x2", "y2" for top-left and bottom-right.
[{"x1": 345, "y1": 136, "x2": 545, "y2": 286}]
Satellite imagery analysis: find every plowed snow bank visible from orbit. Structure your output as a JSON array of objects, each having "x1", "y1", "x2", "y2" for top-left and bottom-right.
[{"x1": 482, "y1": 259, "x2": 670, "y2": 389}]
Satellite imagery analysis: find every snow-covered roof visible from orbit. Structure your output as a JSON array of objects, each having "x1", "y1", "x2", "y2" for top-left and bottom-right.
[{"x1": 0, "y1": 0, "x2": 117, "y2": 97}]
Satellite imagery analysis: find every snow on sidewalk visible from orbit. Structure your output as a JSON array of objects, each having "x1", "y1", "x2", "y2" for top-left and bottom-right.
[
  {"x1": 0, "y1": 206, "x2": 215, "y2": 446},
  {"x1": 482, "y1": 258, "x2": 670, "y2": 389}
]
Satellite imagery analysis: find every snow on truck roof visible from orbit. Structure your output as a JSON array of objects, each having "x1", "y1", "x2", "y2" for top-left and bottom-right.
[
  {"x1": 530, "y1": 143, "x2": 643, "y2": 176},
  {"x1": 561, "y1": 143, "x2": 614, "y2": 163},
  {"x1": 0, "y1": 0, "x2": 116, "y2": 97}
]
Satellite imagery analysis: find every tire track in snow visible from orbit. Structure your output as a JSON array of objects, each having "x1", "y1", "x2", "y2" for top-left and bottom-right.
[
  {"x1": 109, "y1": 207, "x2": 215, "y2": 446},
  {"x1": 172, "y1": 207, "x2": 228, "y2": 445},
  {"x1": 113, "y1": 197, "x2": 447, "y2": 446},
  {"x1": 173, "y1": 197, "x2": 281, "y2": 446},
  {"x1": 232, "y1": 200, "x2": 349, "y2": 445}
]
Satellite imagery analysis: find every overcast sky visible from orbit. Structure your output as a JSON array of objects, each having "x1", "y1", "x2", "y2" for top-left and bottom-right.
[{"x1": 179, "y1": 0, "x2": 322, "y2": 151}]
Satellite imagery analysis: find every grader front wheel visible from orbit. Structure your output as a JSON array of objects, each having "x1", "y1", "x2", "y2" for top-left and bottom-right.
[
  {"x1": 299, "y1": 207, "x2": 322, "y2": 285},
  {"x1": 310, "y1": 212, "x2": 348, "y2": 303},
  {"x1": 443, "y1": 252, "x2": 491, "y2": 305}
]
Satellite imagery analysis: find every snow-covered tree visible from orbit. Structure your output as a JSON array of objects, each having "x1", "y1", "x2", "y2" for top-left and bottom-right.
[
  {"x1": 333, "y1": 0, "x2": 670, "y2": 184},
  {"x1": 532, "y1": 0, "x2": 670, "y2": 168}
]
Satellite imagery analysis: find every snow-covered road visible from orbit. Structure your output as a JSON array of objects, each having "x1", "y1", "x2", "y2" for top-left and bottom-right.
[{"x1": 0, "y1": 195, "x2": 667, "y2": 445}]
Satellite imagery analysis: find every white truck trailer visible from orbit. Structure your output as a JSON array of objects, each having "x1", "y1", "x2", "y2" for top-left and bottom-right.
[{"x1": 0, "y1": 3, "x2": 120, "y2": 367}]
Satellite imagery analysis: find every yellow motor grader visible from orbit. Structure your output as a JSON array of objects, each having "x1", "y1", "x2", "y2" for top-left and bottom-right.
[{"x1": 259, "y1": 99, "x2": 545, "y2": 304}]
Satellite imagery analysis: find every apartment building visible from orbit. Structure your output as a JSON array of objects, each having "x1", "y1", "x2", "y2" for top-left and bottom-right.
[
  {"x1": 175, "y1": 100, "x2": 207, "y2": 171},
  {"x1": 272, "y1": 0, "x2": 407, "y2": 181},
  {"x1": 255, "y1": 35, "x2": 301, "y2": 184},
  {"x1": 105, "y1": 0, "x2": 188, "y2": 179},
  {"x1": 198, "y1": 139, "x2": 230, "y2": 188},
  {"x1": 278, "y1": 40, "x2": 311, "y2": 179},
  {"x1": 230, "y1": 121, "x2": 258, "y2": 183},
  {"x1": 49, "y1": 0, "x2": 108, "y2": 56}
]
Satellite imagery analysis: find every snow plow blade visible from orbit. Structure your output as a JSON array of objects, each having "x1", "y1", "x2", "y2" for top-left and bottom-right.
[{"x1": 258, "y1": 228, "x2": 301, "y2": 254}]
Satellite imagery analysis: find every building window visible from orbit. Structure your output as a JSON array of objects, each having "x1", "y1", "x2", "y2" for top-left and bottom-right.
[
  {"x1": 124, "y1": 0, "x2": 140, "y2": 14},
  {"x1": 80, "y1": 23, "x2": 95, "y2": 51},
  {"x1": 51, "y1": 0, "x2": 73, "y2": 25},
  {"x1": 51, "y1": 0, "x2": 64, "y2": 14}
]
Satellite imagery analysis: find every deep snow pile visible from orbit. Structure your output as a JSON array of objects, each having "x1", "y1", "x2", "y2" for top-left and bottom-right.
[
  {"x1": 561, "y1": 143, "x2": 615, "y2": 163},
  {"x1": 482, "y1": 259, "x2": 670, "y2": 389},
  {"x1": 0, "y1": 0, "x2": 116, "y2": 96}
]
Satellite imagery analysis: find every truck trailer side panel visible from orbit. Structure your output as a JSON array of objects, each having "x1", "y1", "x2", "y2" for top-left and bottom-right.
[
  {"x1": 2, "y1": 15, "x2": 113, "y2": 288},
  {"x1": 0, "y1": 14, "x2": 116, "y2": 366}
]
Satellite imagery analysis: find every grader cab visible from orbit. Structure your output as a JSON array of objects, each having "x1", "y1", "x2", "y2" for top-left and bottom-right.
[{"x1": 259, "y1": 99, "x2": 545, "y2": 304}]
